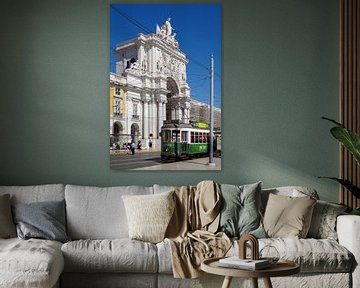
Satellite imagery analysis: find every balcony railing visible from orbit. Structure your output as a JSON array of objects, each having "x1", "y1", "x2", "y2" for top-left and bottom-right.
[{"x1": 113, "y1": 113, "x2": 124, "y2": 120}]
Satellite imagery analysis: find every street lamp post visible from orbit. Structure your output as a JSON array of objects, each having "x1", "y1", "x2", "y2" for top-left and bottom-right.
[{"x1": 209, "y1": 54, "x2": 215, "y2": 166}]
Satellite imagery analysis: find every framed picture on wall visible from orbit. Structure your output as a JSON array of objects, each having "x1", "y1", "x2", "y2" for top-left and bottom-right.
[{"x1": 109, "y1": 4, "x2": 222, "y2": 170}]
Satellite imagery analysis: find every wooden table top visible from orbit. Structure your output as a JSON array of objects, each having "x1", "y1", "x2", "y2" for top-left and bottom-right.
[{"x1": 201, "y1": 257, "x2": 300, "y2": 278}]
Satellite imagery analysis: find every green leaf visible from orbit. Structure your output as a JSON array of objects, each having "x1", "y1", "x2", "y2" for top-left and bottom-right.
[
  {"x1": 318, "y1": 177, "x2": 360, "y2": 198},
  {"x1": 351, "y1": 208, "x2": 360, "y2": 215},
  {"x1": 322, "y1": 117, "x2": 360, "y2": 165},
  {"x1": 330, "y1": 126, "x2": 360, "y2": 165},
  {"x1": 321, "y1": 116, "x2": 344, "y2": 127}
]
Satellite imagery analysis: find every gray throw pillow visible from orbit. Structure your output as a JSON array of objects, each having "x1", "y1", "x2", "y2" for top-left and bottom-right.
[
  {"x1": 12, "y1": 200, "x2": 70, "y2": 243},
  {"x1": 307, "y1": 200, "x2": 347, "y2": 240},
  {"x1": 218, "y1": 182, "x2": 266, "y2": 238},
  {"x1": 0, "y1": 194, "x2": 17, "y2": 238}
]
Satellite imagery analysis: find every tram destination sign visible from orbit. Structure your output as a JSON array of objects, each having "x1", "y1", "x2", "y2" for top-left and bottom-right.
[{"x1": 192, "y1": 122, "x2": 209, "y2": 129}]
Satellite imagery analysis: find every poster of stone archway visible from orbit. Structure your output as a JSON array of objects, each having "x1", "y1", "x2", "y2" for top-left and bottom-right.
[{"x1": 110, "y1": 4, "x2": 221, "y2": 170}]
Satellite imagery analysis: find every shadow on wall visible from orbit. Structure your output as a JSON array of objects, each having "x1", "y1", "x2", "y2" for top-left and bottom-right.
[{"x1": 234, "y1": 150, "x2": 338, "y2": 203}]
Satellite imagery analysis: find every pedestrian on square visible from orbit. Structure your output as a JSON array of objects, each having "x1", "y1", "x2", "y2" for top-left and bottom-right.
[{"x1": 131, "y1": 141, "x2": 136, "y2": 155}]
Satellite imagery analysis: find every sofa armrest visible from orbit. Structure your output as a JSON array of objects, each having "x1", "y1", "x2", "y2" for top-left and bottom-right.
[{"x1": 337, "y1": 215, "x2": 360, "y2": 288}]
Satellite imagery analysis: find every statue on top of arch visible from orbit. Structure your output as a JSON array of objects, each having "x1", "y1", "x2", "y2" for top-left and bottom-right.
[{"x1": 156, "y1": 18, "x2": 179, "y2": 49}]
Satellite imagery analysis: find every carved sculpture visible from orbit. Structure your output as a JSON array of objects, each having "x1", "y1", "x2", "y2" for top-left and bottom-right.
[{"x1": 238, "y1": 234, "x2": 259, "y2": 260}]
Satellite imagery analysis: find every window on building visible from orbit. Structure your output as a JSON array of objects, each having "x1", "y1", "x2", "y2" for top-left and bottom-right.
[
  {"x1": 115, "y1": 87, "x2": 121, "y2": 95},
  {"x1": 133, "y1": 102, "x2": 138, "y2": 115},
  {"x1": 114, "y1": 99, "x2": 121, "y2": 116}
]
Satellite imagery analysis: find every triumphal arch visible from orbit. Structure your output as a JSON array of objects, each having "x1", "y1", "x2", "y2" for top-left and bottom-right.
[{"x1": 112, "y1": 18, "x2": 191, "y2": 145}]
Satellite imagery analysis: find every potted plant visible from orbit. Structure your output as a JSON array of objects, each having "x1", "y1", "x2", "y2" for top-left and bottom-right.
[{"x1": 320, "y1": 117, "x2": 360, "y2": 215}]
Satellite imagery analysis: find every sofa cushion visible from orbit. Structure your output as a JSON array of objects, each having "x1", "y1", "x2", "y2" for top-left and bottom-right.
[
  {"x1": 0, "y1": 238, "x2": 64, "y2": 288},
  {"x1": 307, "y1": 200, "x2": 347, "y2": 240},
  {"x1": 158, "y1": 237, "x2": 353, "y2": 274},
  {"x1": 218, "y1": 182, "x2": 266, "y2": 238},
  {"x1": 225, "y1": 238, "x2": 354, "y2": 273},
  {"x1": 0, "y1": 184, "x2": 65, "y2": 204},
  {"x1": 122, "y1": 191, "x2": 175, "y2": 243},
  {"x1": 263, "y1": 238, "x2": 353, "y2": 273},
  {"x1": 12, "y1": 200, "x2": 70, "y2": 243},
  {"x1": 263, "y1": 193, "x2": 316, "y2": 238},
  {"x1": 0, "y1": 194, "x2": 16, "y2": 238},
  {"x1": 65, "y1": 185, "x2": 153, "y2": 239},
  {"x1": 61, "y1": 239, "x2": 158, "y2": 273},
  {"x1": 156, "y1": 240, "x2": 173, "y2": 274}
]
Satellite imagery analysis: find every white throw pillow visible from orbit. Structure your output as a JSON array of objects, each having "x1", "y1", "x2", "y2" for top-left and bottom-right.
[{"x1": 122, "y1": 191, "x2": 175, "y2": 243}]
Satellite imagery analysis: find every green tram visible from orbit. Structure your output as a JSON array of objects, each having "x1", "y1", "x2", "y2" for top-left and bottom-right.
[{"x1": 160, "y1": 122, "x2": 210, "y2": 160}]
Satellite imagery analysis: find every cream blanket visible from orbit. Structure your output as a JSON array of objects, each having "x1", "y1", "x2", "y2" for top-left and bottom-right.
[{"x1": 165, "y1": 181, "x2": 231, "y2": 278}]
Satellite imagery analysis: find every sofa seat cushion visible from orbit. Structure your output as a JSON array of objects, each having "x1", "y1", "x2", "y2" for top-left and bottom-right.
[
  {"x1": 157, "y1": 238, "x2": 353, "y2": 274},
  {"x1": 228, "y1": 238, "x2": 354, "y2": 273},
  {"x1": 61, "y1": 239, "x2": 158, "y2": 273},
  {"x1": 0, "y1": 238, "x2": 64, "y2": 288}
]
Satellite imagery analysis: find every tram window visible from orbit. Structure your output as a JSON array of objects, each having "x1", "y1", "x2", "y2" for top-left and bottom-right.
[
  {"x1": 181, "y1": 131, "x2": 188, "y2": 142},
  {"x1": 191, "y1": 132, "x2": 195, "y2": 143},
  {"x1": 172, "y1": 130, "x2": 180, "y2": 142},
  {"x1": 163, "y1": 130, "x2": 171, "y2": 142},
  {"x1": 205, "y1": 133, "x2": 208, "y2": 143},
  {"x1": 195, "y1": 132, "x2": 199, "y2": 143}
]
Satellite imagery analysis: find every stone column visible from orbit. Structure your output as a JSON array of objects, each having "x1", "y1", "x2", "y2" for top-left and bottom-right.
[
  {"x1": 158, "y1": 101, "x2": 163, "y2": 138},
  {"x1": 152, "y1": 98, "x2": 157, "y2": 136},
  {"x1": 184, "y1": 102, "x2": 191, "y2": 124},
  {"x1": 162, "y1": 98, "x2": 167, "y2": 123},
  {"x1": 149, "y1": 98, "x2": 154, "y2": 137},
  {"x1": 174, "y1": 102, "x2": 180, "y2": 121},
  {"x1": 142, "y1": 95, "x2": 150, "y2": 139},
  {"x1": 148, "y1": 100, "x2": 152, "y2": 138}
]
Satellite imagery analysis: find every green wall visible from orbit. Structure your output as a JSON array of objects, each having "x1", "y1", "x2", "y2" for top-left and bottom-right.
[{"x1": 0, "y1": 0, "x2": 340, "y2": 202}]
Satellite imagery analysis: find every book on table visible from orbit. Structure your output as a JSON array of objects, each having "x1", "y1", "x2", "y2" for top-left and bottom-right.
[{"x1": 218, "y1": 257, "x2": 271, "y2": 270}]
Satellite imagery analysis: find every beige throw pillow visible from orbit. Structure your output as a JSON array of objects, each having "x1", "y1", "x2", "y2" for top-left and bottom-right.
[
  {"x1": 0, "y1": 194, "x2": 17, "y2": 238},
  {"x1": 122, "y1": 191, "x2": 175, "y2": 243},
  {"x1": 263, "y1": 193, "x2": 316, "y2": 238}
]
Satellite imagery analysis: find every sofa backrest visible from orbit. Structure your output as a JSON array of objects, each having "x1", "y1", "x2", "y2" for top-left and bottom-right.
[
  {"x1": 153, "y1": 184, "x2": 176, "y2": 194},
  {"x1": 0, "y1": 184, "x2": 65, "y2": 204},
  {"x1": 65, "y1": 184, "x2": 153, "y2": 240}
]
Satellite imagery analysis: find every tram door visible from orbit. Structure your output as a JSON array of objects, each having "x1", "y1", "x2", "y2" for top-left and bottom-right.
[{"x1": 172, "y1": 130, "x2": 181, "y2": 157}]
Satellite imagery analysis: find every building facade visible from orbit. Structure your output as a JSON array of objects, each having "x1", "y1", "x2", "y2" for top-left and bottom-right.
[{"x1": 110, "y1": 19, "x2": 220, "y2": 148}]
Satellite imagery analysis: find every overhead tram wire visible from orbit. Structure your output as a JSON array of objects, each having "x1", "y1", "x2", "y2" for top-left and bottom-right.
[
  {"x1": 110, "y1": 6, "x2": 221, "y2": 77},
  {"x1": 110, "y1": 6, "x2": 153, "y2": 35}
]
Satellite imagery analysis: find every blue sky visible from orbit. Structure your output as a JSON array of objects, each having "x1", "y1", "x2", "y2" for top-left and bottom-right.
[{"x1": 110, "y1": 4, "x2": 222, "y2": 108}]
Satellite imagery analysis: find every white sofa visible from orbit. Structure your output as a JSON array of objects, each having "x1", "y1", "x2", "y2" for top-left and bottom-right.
[{"x1": 0, "y1": 183, "x2": 358, "y2": 288}]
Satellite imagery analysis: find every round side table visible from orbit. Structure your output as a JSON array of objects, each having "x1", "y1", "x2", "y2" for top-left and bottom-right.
[{"x1": 201, "y1": 257, "x2": 300, "y2": 288}]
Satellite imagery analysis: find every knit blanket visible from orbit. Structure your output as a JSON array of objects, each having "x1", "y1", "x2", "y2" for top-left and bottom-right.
[{"x1": 165, "y1": 180, "x2": 231, "y2": 278}]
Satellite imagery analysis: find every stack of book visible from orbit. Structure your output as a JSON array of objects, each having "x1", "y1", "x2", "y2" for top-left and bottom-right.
[{"x1": 218, "y1": 257, "x2": 271, "y2": 270}]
